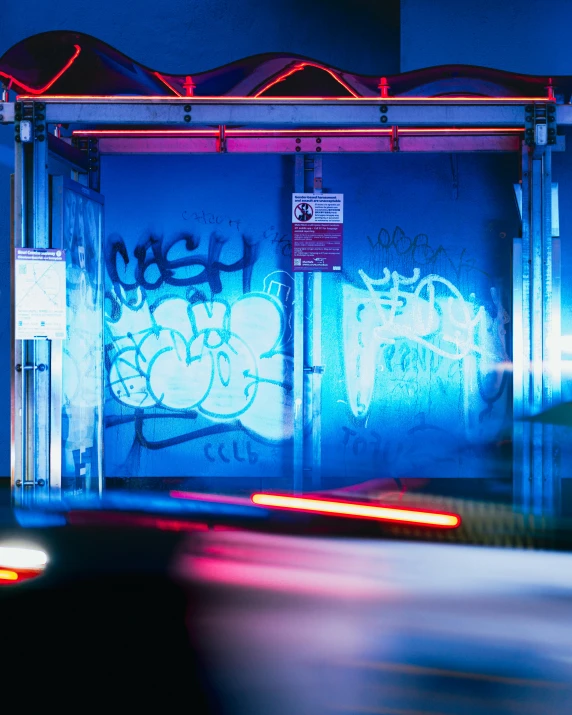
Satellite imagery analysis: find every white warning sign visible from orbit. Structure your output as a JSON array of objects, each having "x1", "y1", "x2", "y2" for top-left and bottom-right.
[{"x1": 15, "y1": 248, "x2": 67, "y2": 340}]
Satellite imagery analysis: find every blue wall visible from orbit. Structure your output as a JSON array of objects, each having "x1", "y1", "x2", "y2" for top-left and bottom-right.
[
  {"x1": 100, "y1": 152, "x2": 518, "y2": 484},
  {"x1": 402, "y1": 0, "x2": 572, "y2": 74}
]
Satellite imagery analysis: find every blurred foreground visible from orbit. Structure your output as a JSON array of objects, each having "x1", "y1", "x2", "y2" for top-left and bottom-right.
[{"x1": 1, "y1": 490, "x2": 571, "y2": 713}]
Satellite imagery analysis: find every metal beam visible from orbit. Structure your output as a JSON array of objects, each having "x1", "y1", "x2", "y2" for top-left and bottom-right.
[
  {"x1": 4, "y1": 98, "x2": 572, "y2": 126},
  {"x1": 37, "y1": 99, "x2": 534, "y2": 127}
]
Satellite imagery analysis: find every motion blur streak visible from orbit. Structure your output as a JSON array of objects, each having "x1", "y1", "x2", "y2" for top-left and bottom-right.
[
  {"x1": 251, "y1": 494, "x2": 461, "y2": 528},
  {"x1": 0, "y1": 545, "x2": 48, "y2": 569},
  {"x1": 0, "y1": 569, "x2": 19, "y2": 582},
  {"x1": 351, "y1": 660, "x2": 568, "y2": 688}
]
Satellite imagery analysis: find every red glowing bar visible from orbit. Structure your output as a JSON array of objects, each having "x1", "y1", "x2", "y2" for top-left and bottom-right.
[
  {"x1": 73, "y1": 129, "x2": 219, "y2": 136},
  {"x1": 16, "y1": 94, "x2": 553, "y2": 102},
  {"x1": 72, "y1": 127, "x2": 523, "y2": 138},
  {"x1": 251, "y1": 493, "x2": 461, "y2": 528},
  {"x1": 2, "y1": 45, "x2": 81, "y2": 95}
]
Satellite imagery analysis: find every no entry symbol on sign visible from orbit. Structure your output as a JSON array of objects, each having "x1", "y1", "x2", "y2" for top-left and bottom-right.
[{"x1": 294, "y1": 202, "x2": 313, "y2": 221}]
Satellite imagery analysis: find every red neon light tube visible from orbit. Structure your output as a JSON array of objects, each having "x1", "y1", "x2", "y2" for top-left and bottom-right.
[
  {"x1": 72, "y1": 129, "x2": 219, "y2": 136},
  {"x1": 16, "y1": 95, "x2": 552, "y2": 102},
  {"x1": 72, "y1": 127, "x2": 523, "y2": 138},
  {"x1": 254, "y1": 61, "x2": 359, "y2": 99},
  {"x1": 2, "y1": 45, "x2": 81, "y2": 95},
  {"x1": 251, "y1": 494, "x2": 461, "y2": 528},
  {"x1": 153, "y1": 72, "x2": 183, "y2": 97}
]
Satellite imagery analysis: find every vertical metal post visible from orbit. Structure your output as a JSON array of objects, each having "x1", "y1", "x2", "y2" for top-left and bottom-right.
[
  {"x1": 32, "y1": 136, "x2": 51, "y2": 505},
  {"x1": 551, "y1": 184, "x2": 562, "y2": 511},
  {"x1": 293, "y1": 154, "x2": 305, "y2": 493},
  {"x1": 541, "y1": 150, "x2": 555, "y2": 513},
  {"x1": 530, "y1": 153, "x2": 544, "y2": 513},
  {"x1": 551, "y1": 183, "x2": 561, "y2": 405},
  {"x1": 310, "y1": 156, "x2": 322, "y2": 490},
  {"x1": 552, "y1": 228, "x2": 562, "y2": 512},
  {"x1": 50, "y1": 177, "x2": 64, "y2": 500},
  {"x1": 12, "y1": 141, "x2": 25, "y2": 506},
  {"x1": 512, "y1": 236, "x2": 528, "y2": 507},
  {"x1": 13, "y1": 124, "x2": 51, "y2": 506},
  {"x1": 515, "y1": 142, "x2": 558, "y2": 516}
]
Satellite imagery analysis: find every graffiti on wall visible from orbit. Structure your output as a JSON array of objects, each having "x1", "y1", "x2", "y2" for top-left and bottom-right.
[
  {"x1": 103, "y1": 219, "x2": 511, "y2": 478},
  {"x1": 343, "y1": 263, "x2": 510, "y2": 437},
  {"x1": 104, "y1": 228, "x2": 294, "y2": 473}
]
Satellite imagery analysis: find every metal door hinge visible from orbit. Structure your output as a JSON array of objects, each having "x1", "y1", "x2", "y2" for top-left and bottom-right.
[{"x1": 524, "y1": 103, "x2": 557, "y2": 147}]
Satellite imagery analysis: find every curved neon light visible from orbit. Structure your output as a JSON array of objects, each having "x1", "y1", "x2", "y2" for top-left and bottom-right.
[
  {"x1": 251, "y1": 493, "x2": 461, "y2": 528},
  {"x1": 1, "y1": 44, "x2": 81, "y2": 95},
  {"x1": 254, "y1": 62, "x2": 360, "y2": 98}
]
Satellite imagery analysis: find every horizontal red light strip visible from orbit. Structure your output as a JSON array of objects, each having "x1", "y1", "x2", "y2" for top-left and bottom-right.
[
  {"x1": 3, "y1": 45, "x2": 81, "y2": 95},
  {"x1": 16, "y1": 94, "x2": 553, "y2": 102},
  {"x1": 72, "y1": 127, "x2": 523, "y2": 138},
  {"x1": 251, "y1": 493, "x2": 461, "y2": 528},
  {"x1": 72, "y1": 129, "x2": 219, "y2": 136}
]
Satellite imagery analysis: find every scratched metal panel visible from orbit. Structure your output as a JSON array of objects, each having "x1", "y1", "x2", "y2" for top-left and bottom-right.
[
  {"x1": 320, "y1": 153, "x2": 519, "y2": 483},
  {"x1": 101, "y1": 154, "x2": 295, "y2": 479}
]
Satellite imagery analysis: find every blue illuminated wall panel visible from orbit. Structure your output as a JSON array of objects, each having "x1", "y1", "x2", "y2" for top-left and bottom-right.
[
  {"x1": 320, "y1": 153, "x2": 518, "y2": 482},
  {"x1": 101, "y1": 154, "x2": 295, "y2": 479},
  {"x1": 101, "y1": 152, "x2": 518, "y2": 483}
]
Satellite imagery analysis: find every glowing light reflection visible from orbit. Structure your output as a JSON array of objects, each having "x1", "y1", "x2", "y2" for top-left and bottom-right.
[{"x1": 251, "y1": 493, "x2": 461, "y2": 528}]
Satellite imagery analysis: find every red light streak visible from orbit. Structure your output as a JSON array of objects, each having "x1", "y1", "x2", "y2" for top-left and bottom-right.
[
  {"x1": 153, "y1": 72, "x2": 183, "y2": 97},
  {"x1": 0, "y1": 568, "x2": 45, "y2": 584},
  {"x1": 254, "y1": 61, "x2": 359, "y2": 98},
  {"x1": 2, "y1": 45, "x2": 81, "y2": 95},
  {"x1": 72, "y1": 127, "x2": 523, "y2": 138},
  {"x1": 73, "y1": 129, "x2": 219, "y2": 136},
  {"x1": 16, "y1": 94, "x2": 553, "y2": 103},
  {"x1": 251, "y1": 493, "x2": 461, "y2": 528}
]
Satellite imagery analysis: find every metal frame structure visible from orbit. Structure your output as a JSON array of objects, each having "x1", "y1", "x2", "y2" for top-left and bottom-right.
[{"x1": 1, "y1": 92, "x2": 567, "y2": 512}]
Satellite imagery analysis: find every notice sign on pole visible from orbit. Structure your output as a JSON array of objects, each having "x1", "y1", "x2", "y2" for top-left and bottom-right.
[
  {"x1": 292, "y1": 193, "x2": 343, "y2": 272},
  {"x1": 15, "y1": 248, "x2": 67, "y2": 340}
]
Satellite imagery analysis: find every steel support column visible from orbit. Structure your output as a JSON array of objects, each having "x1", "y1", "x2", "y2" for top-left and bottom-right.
[
  {"x1": 514, "y1": 143, "x2": 560, "y2": 515},
  {"x1": 293, "y1": 154, "x2": 305, "y2": 493},
  {"x1": 310, "y1": 156, "x2": 323, "y2": 491},
  {"x1": 13, "y1": 134, "x2": 51, "y2": 506}
]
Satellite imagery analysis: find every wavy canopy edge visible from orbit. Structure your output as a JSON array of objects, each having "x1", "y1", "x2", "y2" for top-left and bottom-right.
[{"x1": 1, "y1": 31, "x2": 570, "y2": 101}]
